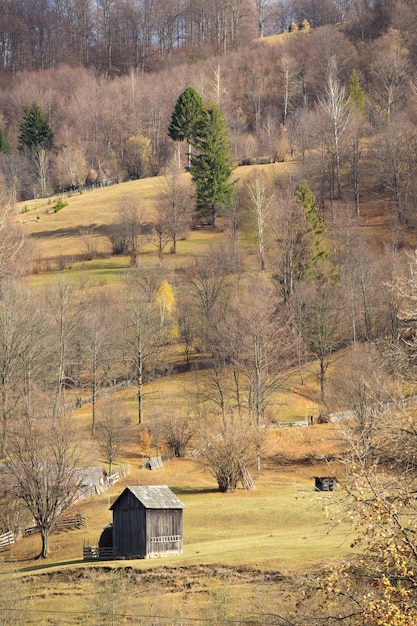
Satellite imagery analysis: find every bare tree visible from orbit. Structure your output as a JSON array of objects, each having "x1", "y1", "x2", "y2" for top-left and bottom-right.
[
  {"x1": 121, "y1": 272, "x2": 163, "y2": 424},
  {"x1": 201, "y1": 422, "x2": 260, "y2": 492},
  {"x1": 156, "y1": 167, "x2": 193, "y2": 253},
  {"x1": 81, "y1": 295, "x2": 114, "y2": 435},
  {"x1": 43, "y1": 278, "x2": 83, "y2": 417},
  {"x1": 279, "y1": 54, "x2": 302, "y2": 126},
  {"x1": 237, "y1": 279, "x2": 296, "y2": 469},
  {"x1": 244, "y1": 171, "x2": 273, "y2": 271},
  {"x1": 0, "y1": 279, "x2": 45, "y2": 457},
  {"x1": 7, "y1": 417, "x2": 82, "y2": 558},
  {"x1": 318, "y1": 59, "x2": 351, "y2": 199},
  {"x1": 298, "y1": 279, "x2": 347, "y2": 403},
  {"x1": 161, "y1": 411, "x2": 196, "y2": 458},
  {"x1": 95, "y1": 398, "x2": 132, "y2": 474},
  {"x1": 118, "y1": 197, "x2": 147, "y2": 261},
  {"x1": 369, "y1": 32, "x2": 409, "y2": 121},
  {"x1": 55, "y1": 143, "x2": 86, "y2": 191},
  {"x1": 0, "y1": 183, "x2": 25, "y2": 279}
]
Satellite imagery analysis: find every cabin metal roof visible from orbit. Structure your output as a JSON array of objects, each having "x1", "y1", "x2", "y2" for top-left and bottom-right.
[{"x1": 110, "y1": 485, "x2": 185, "y2": 510}]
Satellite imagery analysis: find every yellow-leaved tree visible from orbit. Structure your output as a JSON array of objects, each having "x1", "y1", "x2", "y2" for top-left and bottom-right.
[{"x1": 154, "y1": 280, "x2": 175, "y2": 328}]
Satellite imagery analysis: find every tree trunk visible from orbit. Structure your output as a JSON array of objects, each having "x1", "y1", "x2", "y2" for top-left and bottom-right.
[
  {"x1": 211, "y1": 203, "x2": 217, "y2": 228},
  {"x1": 40, "y1": 529, "x2": 49, "y2": 559}
]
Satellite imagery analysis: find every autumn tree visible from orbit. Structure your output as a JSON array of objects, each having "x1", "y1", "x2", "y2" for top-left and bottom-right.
[
  {"x1": 347, "y1": 69, "x2": 366, "y2": 117},
  {"x1": 122, "y1": 135, "x2": 152, "y2": 180},
  {"x1": 154, "y1": 279, "x2": 176, "y2": 330},
  {"x1": 7, "y1": 417, "x2": 81, "y2": 558}
]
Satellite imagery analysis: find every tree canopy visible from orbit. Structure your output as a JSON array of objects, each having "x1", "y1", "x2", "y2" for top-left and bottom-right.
[
  {"x1": 189, "y1": 103, "x2": 235, "y2": 227},
  {"x1": 18, "y1": 103, "x2": 54, "y2": 152},
  {"x1": 168, "y1": 86, "x2": 207, "y2": 145}
]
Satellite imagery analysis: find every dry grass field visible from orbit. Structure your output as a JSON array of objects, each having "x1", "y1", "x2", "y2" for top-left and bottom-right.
[
  {"x1": 0, "y1": 163, "x2": 359, "y2": 624},
  {"x1": 0, "y1": 421, "x2": 350, "y2": 624}
]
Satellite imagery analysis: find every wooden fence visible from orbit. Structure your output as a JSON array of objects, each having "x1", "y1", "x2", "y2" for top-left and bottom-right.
[
  {"x1": 0, "y1": 531, "x2": 15, "y2": 551},
  {"x1": 54, "y1": 512, "x2": 87, "y2": 532},
  {"x1": 108, "y1": 463, "x2": 130, "y2": 484},
  {"x1": 83, "y1": 546, "x2": 113, "y2": 560}
]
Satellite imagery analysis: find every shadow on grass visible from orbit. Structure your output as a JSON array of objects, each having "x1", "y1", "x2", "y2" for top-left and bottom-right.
[
  {"x1": 172, "y1": 486, "x2": 219, "y2": 496},
  {"x1": 19, "y1": 558, "x2": 85, "y2": 572}
]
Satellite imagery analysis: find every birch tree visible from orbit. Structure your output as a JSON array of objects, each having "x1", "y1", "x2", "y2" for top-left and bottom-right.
[
  {"x1": 318, "y1": 60, "x2": 351, "y2": 199},
  {"x1": 245, "y1": 172, "x2": 272, "y2": 271}
]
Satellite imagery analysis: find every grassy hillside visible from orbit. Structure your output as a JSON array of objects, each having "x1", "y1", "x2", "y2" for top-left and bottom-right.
[
  {"x1": 0, "y1": 164, "x2": 367, "y2": 623},
  {"x1": 1, "y1": 423, "x2": 349, "y2": 623}
]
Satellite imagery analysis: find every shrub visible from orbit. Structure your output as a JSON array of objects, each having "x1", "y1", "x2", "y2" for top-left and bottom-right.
[{"x1": 54, "y1": 198, "x2": 67, "y2": 213}]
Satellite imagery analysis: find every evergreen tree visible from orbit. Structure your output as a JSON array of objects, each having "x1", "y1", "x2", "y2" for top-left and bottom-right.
[
  {"x1": 168, "y1": 87, "x2": 207, "y2": 167},
  {"x1": 0, "y1": 127, "x2": 11, "y2": 153},
  {"x1": 18, "y1": 103, "x2": 54, "y2": 152},
  {"x1": 348, "y1": 69, "x2": 366, "y2": 116},
  {"x1": 189, "y1": 104, "x2": 235, "y2": 227},
  {"x1": 296, "y1": 180, "x2": 329, "y2": 271}
]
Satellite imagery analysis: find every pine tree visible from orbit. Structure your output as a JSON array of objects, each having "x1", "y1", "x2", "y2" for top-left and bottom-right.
[
  {"x1": 296, "y1": 180, "x2": 329, "y2": 270},
  {"x1": 0, "y1": 127, "x2": 11, "y2": 153},
  {"x1": 168, "y1": 87, "x2": 207, "y2": 167},
  {"x1": 18, "y1": 102, "x2": 54, "y2": 151},
  {"x1": 189, "y1": 104, "x2": 235, "y2": 227},
  {"x1": 348, "y1": 69, "x2": 366, "y2": 116}
]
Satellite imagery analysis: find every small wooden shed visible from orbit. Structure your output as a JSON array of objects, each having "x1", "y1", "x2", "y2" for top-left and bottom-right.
[
  {"x1": 314, "y1": 476, "x2": 338, "y2": 491},
  {"x1": 110, "y1": 485, "x2": 185, "y2": 559}
]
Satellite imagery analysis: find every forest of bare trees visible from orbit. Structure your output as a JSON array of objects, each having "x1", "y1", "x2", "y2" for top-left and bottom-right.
[{"x1": 0, "y1": 0, "x2": 416, "y2": 210}]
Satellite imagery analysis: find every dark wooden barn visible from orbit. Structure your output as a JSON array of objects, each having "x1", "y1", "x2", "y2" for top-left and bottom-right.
[
  {"x1": 314, "y1": 476, "x2": 338, "y2": 491},
  {"x1": 110, "y1": 485, "x2": 185, "y2": 559}
]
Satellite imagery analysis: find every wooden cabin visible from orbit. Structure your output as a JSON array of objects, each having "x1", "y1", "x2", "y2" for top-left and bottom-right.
[
  {"x1": 110, "y1": 485, "x2": 185, "y2": 559},
  {"x1": 314, "y1": 476, "x2": 337, "y2": 491}
]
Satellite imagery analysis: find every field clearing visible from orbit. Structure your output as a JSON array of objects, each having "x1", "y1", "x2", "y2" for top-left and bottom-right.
[
  {"x1": 16, "y1": 163, "x2": 298, "y2": 263},
  {"x1": 0, "y1": 425, "x2": 350, "y2": 623}
]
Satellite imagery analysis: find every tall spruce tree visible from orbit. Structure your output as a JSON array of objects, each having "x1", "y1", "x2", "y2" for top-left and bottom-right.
[
  {"x1": 296, "y1": 180, "x2": 328, "y2": 271},
  {"x1": 18, "y1": 103, "x2": 54, "y2": 152},
  {"x1": 168, "y1": 87, "x2": 207, "y2": 167},
  {"x1": 189, "y1": 103, "x2": 235, "y2": 227}
]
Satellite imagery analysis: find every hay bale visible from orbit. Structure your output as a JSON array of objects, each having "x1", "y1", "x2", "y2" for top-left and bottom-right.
[{"x1": 85, "y1": 169, "x2": 97, "y2": 186}]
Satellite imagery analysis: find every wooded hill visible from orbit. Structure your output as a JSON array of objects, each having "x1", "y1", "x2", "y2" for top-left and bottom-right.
[{"x1": 1, "y1": 1, "x2": 417, "y2": 624}]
